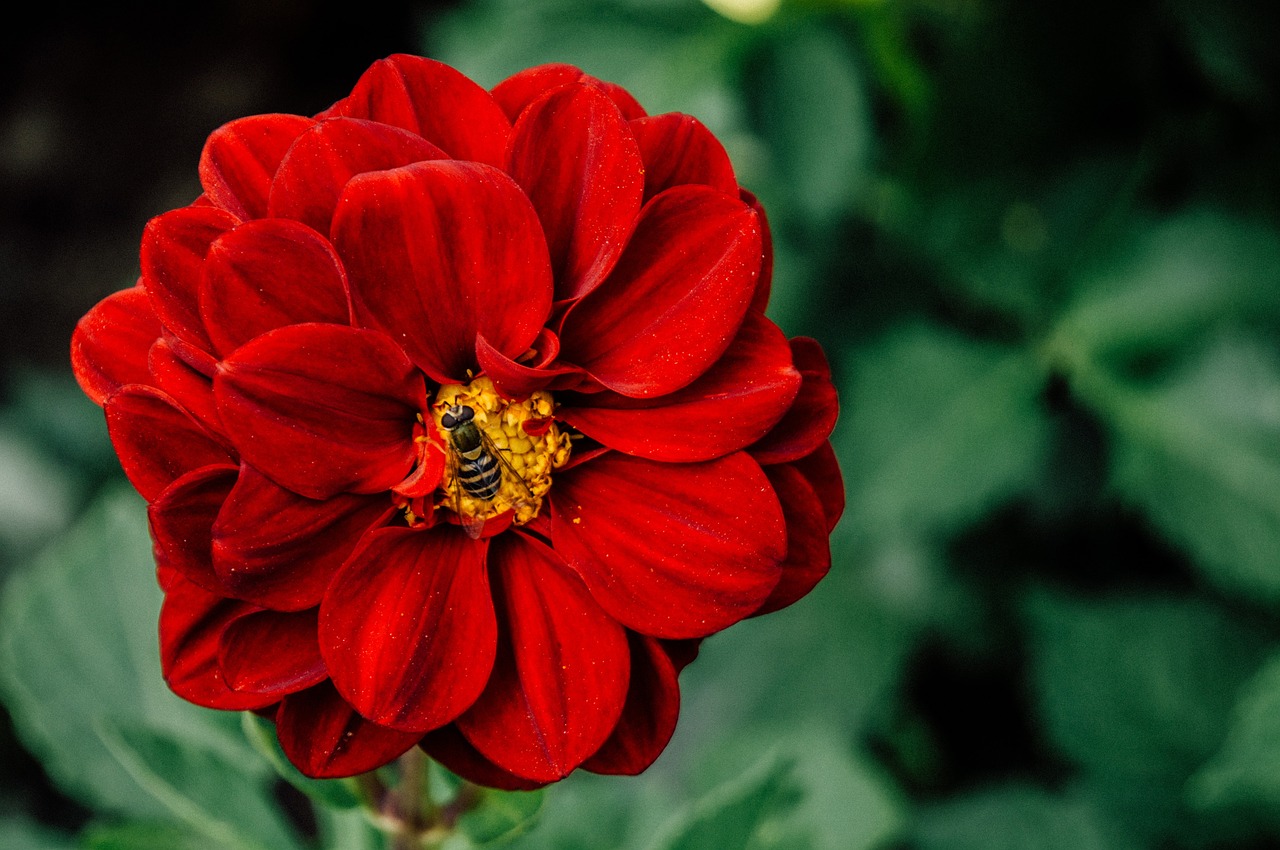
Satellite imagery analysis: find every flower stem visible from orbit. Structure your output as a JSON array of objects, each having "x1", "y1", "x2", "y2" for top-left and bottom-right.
[{"x1": 394, "y1": 748, "x2": 431, "y2": 850}]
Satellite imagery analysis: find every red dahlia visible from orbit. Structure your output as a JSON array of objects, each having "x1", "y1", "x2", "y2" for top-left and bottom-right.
[{"x1": 71, "y1": 55, "x2": 842, "y2": 787}]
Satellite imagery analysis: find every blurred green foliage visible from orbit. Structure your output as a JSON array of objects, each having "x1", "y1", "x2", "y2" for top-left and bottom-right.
[{"x1": 4, "y1": 0, "x2": 1280, "y2": 847}]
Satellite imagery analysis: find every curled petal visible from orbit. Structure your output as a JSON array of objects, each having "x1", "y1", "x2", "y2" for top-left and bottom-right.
[
  {"x1": 457, "y1": 534, "x2": 629, "y2": 782},
  {"x1": 492, "y1": 64, "x2": 646, "y2": 122},
  {"x1": 105, "y1": 385, "x2": 234, "y2": 501},
  {"x1": 147, "y1": 339, "x2": 223, "y2": 437},
  {"x1": 753, "y1": 464, "x2": 831, "y2": 616},
  {"x1": 200, "y1": 218, "x2": 352, "y2": 357},
  {"x1": 199, "y1": 114, "x2": 316, "y2": 220},
  {"x1": 268, "y1": 117, "x2": 447, "y2": 233},
  {"x1": 743, "y1": 189, "x2": 773, "y2": 313},
  {"x1": 141, "y1": 206, "x2": 240, "y2": 353},
  {"x1": 791, "y1": 441, "x2": 845, "y2": 534},
  {"x1": 558, "y1": 312, "x2": 800, "y2": 462},
  {"x1": 72, "y1": 285, "x2": 160, "y2": 405},
  {"x1": 159, "y1": 571, "x2": 274, "y2": 710},
  {"x1": 214, "y1": 324, "x2": 426, "y2": 500},
  {"x1": 149, "y1": 464, "x2": 238, "y2": 593},
  {"x1": 559, "y1": 186, "x2": 761, "y2": 398},
  {"x1": 421, "y1": 726, "x2": 548, "y2": 791},
  {"x1": 213, "y1": 464, "x2": 390, "y2": 611},
  {"x1": 507, "y1": 84, "x2": 644, "y2": 301},
  {"x1": 630, "y1": 113, "x2": 737, "y2": 201},
  {"x1": 321, "y1": 526, "x2": 496, "y2": 732},
  {"x1": 474, "y1": 329, "x2": 583, "y2": 399},
  {"x1": 219, "y1": 608, "x2": 327, "y2": 697},
  {"x1": 330, "y1": 54, "x2": 511, "y2": 167},
  {"x1": 277, "y1": 681, "x2": 421, "y2": 779},
  {"x1": 334, "y1": 161, "x2": 552, "y2": 383},
  {"x1": 550, "y1": 452, "x2": 785, "y2": 639},
  {"x1": 583, "y1": 633, "x2": 680, "y2": 775},
  {"x1": 749, "y1": 338, "x2": 839, "y2": 465}
]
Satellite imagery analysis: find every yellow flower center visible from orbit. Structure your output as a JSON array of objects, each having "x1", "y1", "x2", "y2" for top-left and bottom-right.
[{"x1": 430, "y1": 376, "x2": 571, "y2": 528}]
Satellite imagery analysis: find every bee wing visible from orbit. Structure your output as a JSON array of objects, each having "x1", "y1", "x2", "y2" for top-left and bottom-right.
[{"x1": 480, "y1": 429, "x2": 537, "y2": 504}]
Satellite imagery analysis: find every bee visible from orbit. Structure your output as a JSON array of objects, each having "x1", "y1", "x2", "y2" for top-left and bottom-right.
[{"x1": 439, "y1": 403, "x2": 535, "y2": 539}]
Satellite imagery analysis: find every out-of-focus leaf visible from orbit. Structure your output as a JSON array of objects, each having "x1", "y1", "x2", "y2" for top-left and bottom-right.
[
  {"x1": 0, "y1": 488, "x2": 257, "y2": 819},
  {"x1": 455, "y1": 787, "x2": 545, "y2": 847},
  {"x1": 432, "y1": 0, "x2": 738, "y2": 121},
  {"x1": 0, "y1": 428, "x2": 74, "y2": 552},
  {"x1": 240, "y1": 712, "x2": 361, "y2": 810},
  {"x1": 1190, "y1": 651, "x2": 1280, "y2": 817},
  {"x1": 81, "y1": 821, "x2": 210, "y2": 850},
  {"x1": 748, "y1": 22, "x2": 871, "y2": 227},
  {"x1": 1104, "y1": 335, "x2": 1280, "y2": 602},
  {"x1": 644, "y1": 752, "x2": 801, "y2": 850},
  {"x1": 1054, "y1": 211, "x2": 1280, "y2": 365},
  {"x1": 1163, "y1": 0, "x2": 1280, "y2": 105},
  {"x1": 912, "y1": 784, "x2": 1127, "y2": 850},
  {"x1": 0, "y1": 369, "x2": 115, "y2": 476},
  {"x1": 315, "y1": 806, "x2": 388, "y2": 850},
  {"x1": 1026, "y1": 590, "x2": 1269, "y2": 783},
  {"x1": 94, "y1": 722, "x2": 301, "y2": 850},
  {"x1": 837, "y1": 322, "x2": 1050, "y2": 543},
  {"x1": 0, "y1": 816, "x2": 77, "y2": 850}
]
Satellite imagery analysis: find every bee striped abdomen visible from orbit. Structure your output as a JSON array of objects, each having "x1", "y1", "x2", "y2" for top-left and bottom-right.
[{"x1": 456, "y1": 447, "x2": 502, "y2": 500}]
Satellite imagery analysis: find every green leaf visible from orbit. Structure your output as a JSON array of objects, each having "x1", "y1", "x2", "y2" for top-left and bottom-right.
[
  {"x1": 0, "y1": 488, "x2": 263, "y2": 819},
  {"x1": 0, "y1": 816, "x2": 77, "y2": 850},
  {"x1": 911, "y1": 784, "x2": 1127, "y2": 850},
  {"x1": 240, "y1": 712, "x2": 361, "y2": 810},
  {"x1": 837, "y1": 322, "x2": 1051, "y2": 543},
  {"x1": 1190, "y1": 650, "x2": 1280, "y2": 817},
  {"x1": 1054, "y1": 211, "x2": 1280, "y2": 365},
  {"x1": 315, "y1": 806, "x2": 388, "y2": 850},
  {"x1": 749, "y1": 22, "x2": 871, "y2": 227},
  {"x1": 81, "y1": 822, "x2": 208, "y2": 850},
  {"x1": 456, "y1": 787, "x2": 546, "y2": 846},
  {"x1": 1103, "y1": 334, "x2": 1280, "y2": 602},
  {"x1": 93, "y1": 721, "x2": 302, "y2": 850},
  {"x1": 1026, "y1": 590, "x2": 1269, "y2": 784},
  {"x1": 644, "y1": 752, "x2": 801, "y2": 850}
]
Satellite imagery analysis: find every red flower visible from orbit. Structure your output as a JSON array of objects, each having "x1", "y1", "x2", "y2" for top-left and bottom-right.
[{"x1": 71, "y1": 55, "x2": 842, "y2": 787}]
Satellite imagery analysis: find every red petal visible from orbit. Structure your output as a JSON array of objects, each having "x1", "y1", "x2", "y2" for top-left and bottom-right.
[
  {"x1": 198, "y1": 114, "x2": 316, "y2": 220},
  {"x1": 200, "y1": 218, "x2": 352, "y2": 357},
  {"x1": 213, "y1": 464, "x2": 390, "y2": 611},
  {"x1": 630, "y1": 113, "x2": 737, "y2": 201},
  {"x1": 329, "y1": 55, "x2": 511, "y2": 167},
  {"x1": 267, "y1": 117, "x2": 447, "y2": 233},
  {"x1": 492, "y1": 64, "x2": 646, "y2": 122},
  {"x1": 749, "y1": 338, "x2": 839, "y2": 465},
  {"x1": 507, "y1": 84, "x2": 644, "y2": 301},
  {"x1": 141, "y1": 205, "x2": 240, "y2": 353},
  {"x1": 277, "y1": 681, "x2": 421, "y2": 779},
  {"x1": 147, "y1": 339, "x2": 223, "y2": 437},
  {"x1": 558, "y1": 312, "x2": 800, "y2": 462},
  {"x1": 159, "y1": 571, "x2": 275, "y2": 710},
  {"x1": 752, "y1": 464, "x2": 831, "y2": 616},
  {"x1": 71, "y1": 285, "x2": 160, "y2": 405},
  {"x1": 320, "y1": 526, "x2": 497, "y2": 732},
  {"x1": 105, "y1": 385, "x2": 234, "y2": 501},
  {"x1": 474, "y1": 328, "x2": 583, "y2": 399},
  {"x1": 333, "y1": 161, "x2": 553, "y2": 383},
  {"x1": 148, "y1": 464, "x2": 238, "y2": 593},
  {"x1": 218, "y1": 608, "x2": 327, "y2": 697},
  {"x1": 457, "y1": 534, "x2": 629, "y2": 782},
  {"x1": 214, "y1": 323, "x2": 426, "y2": 500},
  {"x1": 583, "y1": 633, "x2": 679, "y2": 775},
  {"x1": 790, "y1": 441, "x2": 845, "y2": 534},
  {"x1": 421, "y1": 726, "x2": 548, "y2": 791},
  {"x1": 549, "y1": 452, "x2": 785, "y2": 639},
  {"x1": 559, "y1": 186, "x2": 761, "y2": 398},
  {"x1": 743, "y1": 189, "x2": 773, "y2": 313}
]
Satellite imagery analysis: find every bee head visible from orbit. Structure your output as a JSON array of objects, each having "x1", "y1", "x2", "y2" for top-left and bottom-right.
[{"x1": 440, "y1": 404, "x2": 475, "y2": 431}]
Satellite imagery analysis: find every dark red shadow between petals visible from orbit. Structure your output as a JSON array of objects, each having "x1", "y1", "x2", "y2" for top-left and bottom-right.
[
  {"x1": 219, "y1": 608, "x2": 328, "y2": 698},
  {"x1": 140, "y1": 206, "x2": 240, "y2": 354},
  {"x1": 277, "y1": 681, "x2": 422, "y2": 779},
  {"x1": 582, "y1": 632, "x2": 680, "y2": 775},
  {"x1": 105, "y1": 385, "x2": 234, "y2": 502},
  {"x1": 630, "y1": 113, "x2": 737, "y2": 201},
  {"x1": 749, "y1": 338, "x2": 839, "y2": 465}
]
